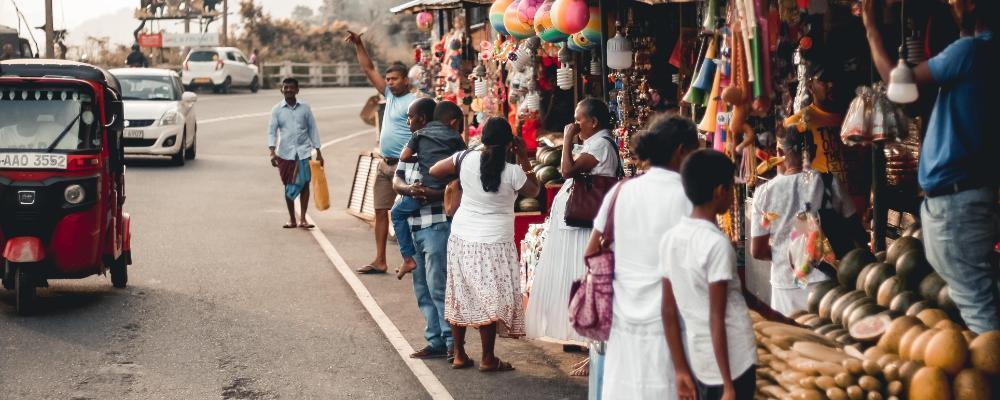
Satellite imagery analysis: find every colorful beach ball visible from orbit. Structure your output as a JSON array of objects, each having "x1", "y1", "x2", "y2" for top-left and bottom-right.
[
  {"x1": 416, "y1": 12, "x2": 434, "y2": 32},
  {"x1": 566, "y1": 37, "x2": 585, "y2": 52},
  {"x1": 550, "y1": 0, "x2": 589, "y2": 35},
  {"x1": 581, "y1": 7, "x2": 602, "y2": 44},
  {"x1": 571, "y1": 31, "x2": 596, "y2": 50},
  {"x1": 490, "y1": 0, "x2": 514, "y2": 36},
  {"x1": 533, "y1": 0, "x2": 568, "y2": 43},
  {"x1": 504, "y1": 0, "x2": 536, "y2": 39},
  {"x1": 517, "y1": 0, "x2": 544, "y2": 25}
]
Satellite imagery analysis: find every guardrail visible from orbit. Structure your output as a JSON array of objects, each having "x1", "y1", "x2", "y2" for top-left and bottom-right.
[{"x1": 261, "y1": 61, "x2": 375, "y2": 88}]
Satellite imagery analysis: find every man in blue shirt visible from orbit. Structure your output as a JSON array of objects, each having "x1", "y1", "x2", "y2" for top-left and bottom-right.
[
  {"x1": 346, "y1": 30, "x2": 418, "y2": 274},
  {"x1": 268, "y1": 78, "x2": 324, "y2": 229},
  {"x1": 863, "y1": 0, "x2": 998, "y2": 333}
]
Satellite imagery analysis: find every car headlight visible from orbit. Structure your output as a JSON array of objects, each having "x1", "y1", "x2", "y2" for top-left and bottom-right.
[
  {"x1": 157, "y1": 110, "x2": 180, "y2": 126},
  {"x1": 65, "y1": 184, "x2": 85, "y2": 204}
]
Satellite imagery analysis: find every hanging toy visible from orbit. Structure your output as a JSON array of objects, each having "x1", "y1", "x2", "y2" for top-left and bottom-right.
[
  {"x1": 580, "y1": 7, "x2": 602, "y2": 44},
  {"x1": 416, "y1": 12, "x2": 434, "y2": 32},
  {"x1": 490, "y1": 0, "x2": 515, "y2": 36},
  {"x1": 505, "y1": 0, "x2": 536, "y2": 39},
  {"x1": 517, "y1": 0, "x2": 544, "y2": 26},
  {"x1": 550, "y1": 0, "x2": 589, "y2": 35},
  {"x1": 533, "y1": 0, "x2": 569, "y2": 43}
]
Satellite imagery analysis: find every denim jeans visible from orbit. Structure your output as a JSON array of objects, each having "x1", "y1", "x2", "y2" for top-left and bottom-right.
[
  {"x1": 921, "y1": 187, "x2": 1000, "y2": 333},
  {"x1": 411, "y1": 221, "x2": 452, "y2": 351},
  {"x1": 391, "y1": 196, "x2": 422, "y2": 258}
]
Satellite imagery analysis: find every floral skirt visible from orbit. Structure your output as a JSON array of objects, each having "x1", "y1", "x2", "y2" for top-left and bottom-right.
[{"x1": 445, "y1": 236, "x2": 525, "y2": 338}]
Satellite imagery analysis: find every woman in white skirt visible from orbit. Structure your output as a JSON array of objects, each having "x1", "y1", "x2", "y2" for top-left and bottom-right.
[
  {"x1": 587, "y1": 115, "x2": 699, "y2": 399},
  {"x1": 526, "y1": 98, "x2": 620, "y2": 344},
  {"x1": 430, "y1": 117, "x2": 539, "y2": 372}
]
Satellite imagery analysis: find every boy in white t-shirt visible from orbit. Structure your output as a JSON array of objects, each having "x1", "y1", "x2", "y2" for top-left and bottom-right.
[{"x1": 660, "y1": 149, "x2": 757, "y2": 400}]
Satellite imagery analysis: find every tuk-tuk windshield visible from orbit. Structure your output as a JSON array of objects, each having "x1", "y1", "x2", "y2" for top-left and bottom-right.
[{"x1": 0, "y1": 87, "x2": 100, "y2": 152}]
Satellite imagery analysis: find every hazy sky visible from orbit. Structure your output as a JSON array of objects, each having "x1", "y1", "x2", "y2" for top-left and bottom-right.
[{"x1": 1, "y1": 0, "x2": 323, "y2": 46}]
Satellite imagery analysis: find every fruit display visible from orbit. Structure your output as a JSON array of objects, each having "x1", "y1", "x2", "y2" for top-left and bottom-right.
[
  {"x1": 515, "y1": 142, "x2": 563, "y2": 212},
  {"x1": 751, "y1": 228, "x2": 998, "y2": 399}
]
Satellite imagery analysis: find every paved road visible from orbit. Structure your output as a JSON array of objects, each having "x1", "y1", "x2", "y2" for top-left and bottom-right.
[{"x1": 0, "y1": 87, "x2": 587, "y2": 399}]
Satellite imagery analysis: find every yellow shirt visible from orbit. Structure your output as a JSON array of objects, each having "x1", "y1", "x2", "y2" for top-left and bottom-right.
[{"x1": 784, "y1": 104, "x2": 871, "y2": 201}]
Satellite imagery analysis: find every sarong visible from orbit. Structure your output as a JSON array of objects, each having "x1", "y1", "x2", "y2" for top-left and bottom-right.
[{"x1": 277, "y1": 157, "x2": 311, "y2": 200}]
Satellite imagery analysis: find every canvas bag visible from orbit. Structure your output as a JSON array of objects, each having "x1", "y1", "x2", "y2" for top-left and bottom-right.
[
  {"x1": 564, "y1": 136, "x2": 624, "y2": 228},
  {"x1": 568, "y1": 180, "x2": 627, "y2": 341}
]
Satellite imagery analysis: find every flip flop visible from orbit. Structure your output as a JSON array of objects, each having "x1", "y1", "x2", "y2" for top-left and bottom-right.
[
  {"x1": 298, "y1": 223, "x2": 315, "y2": 229},
  {"x1": 282, "y1": 222, "x2": 297, "y2": 229},
  {"x1": 451, "y1": 359, "x2": 474, "y2": 370},
  {"x1": 356, "y1": 265, "x2": 387, "y2": 274},
  {"x1": 479, "y1": 359, "x2": 514, "y2": 373}
]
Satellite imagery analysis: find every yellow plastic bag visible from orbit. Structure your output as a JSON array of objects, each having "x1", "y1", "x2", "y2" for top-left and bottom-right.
[{"x1": 310, "y1": 160, "x2": 330, "y2": 211}]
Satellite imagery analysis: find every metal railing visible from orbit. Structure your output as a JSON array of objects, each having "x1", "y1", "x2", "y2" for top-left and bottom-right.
[{"x1": 260, "y1": 61, "x2": 374, "y2": 88}]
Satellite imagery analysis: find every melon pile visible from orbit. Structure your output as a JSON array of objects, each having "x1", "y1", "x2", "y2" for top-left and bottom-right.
[
  {"x1": 517, "y1": 143, "x2": 564, "y2": 212},
  {"x1": 752, "y1": 230, "x2": 1000, "y2": 399}
]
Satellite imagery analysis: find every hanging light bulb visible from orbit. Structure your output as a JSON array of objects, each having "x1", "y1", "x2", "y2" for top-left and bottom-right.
[
  {"x1": 589, "y1": 49, "x2": 601, "y2": 75},
  {"x1": 887, "y1": 46, "x2": 918, "y2": 104},
  {"x1": 557, "y1": 64, "x2": 574, "y2": 90},
  {"x1": 606, "y1": 26, "x2": 633, "y2": 70}
]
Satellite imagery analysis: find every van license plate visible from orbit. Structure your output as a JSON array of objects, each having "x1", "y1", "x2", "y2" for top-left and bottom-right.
[
  {"x1": 194, "y1": 78, "x2": 211, "y2": 84},
  {"x1": 124, "y1": 129, "x2": 144, "y2": 138},
  {"x1": 0, "y1": 153, "x2": 67, "y2": 170}
]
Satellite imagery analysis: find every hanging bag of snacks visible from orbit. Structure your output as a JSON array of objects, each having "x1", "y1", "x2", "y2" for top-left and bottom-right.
[{"x1": 840, "y1": 86, "x2": 872, "y2": 145}]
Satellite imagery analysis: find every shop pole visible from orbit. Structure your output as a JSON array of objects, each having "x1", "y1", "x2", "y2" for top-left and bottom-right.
[
  {"x1": 872, "y1": 142, "x2": 887, "y2": 251},
  {"x1": 598, "y1": 0, "x2": 609, "y2": 101}
]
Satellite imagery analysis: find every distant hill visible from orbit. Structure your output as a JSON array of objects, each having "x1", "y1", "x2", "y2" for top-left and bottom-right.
[{"x1": 68, "y1": 7, "x2": 137, "y2": 46}]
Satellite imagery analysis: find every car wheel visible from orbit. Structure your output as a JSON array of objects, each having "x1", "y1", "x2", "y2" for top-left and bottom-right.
[
  {"x1": 171, "y1": 131, "x2": 187, "y2": 166},
  {"x1": 221, "y1": 76, "x2": 232, "y2": 94},
  {"x1": 250, "y1": 76, "x2": 260, "y2": 93},
  {"x1": 185, "y1": 126, "x2": 197, "y2": 160},
  {"x1": 110, "y1": 256, "x2": 128, "y2": 289},
  {"x1": 2, "y1": 260, "x2": 14, "y2": 290},
  {"x1": 14, "y1": 264, "x2": 35, "y2": 316}
]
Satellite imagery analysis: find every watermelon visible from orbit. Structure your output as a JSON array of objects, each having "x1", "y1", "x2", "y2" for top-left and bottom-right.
[
  {"x1": 896, "y1": 250, "x2": 933, "y2": 290},
  {"x1": 877, "y1": 276, "x2": 903, "y2": 307},
  {"x1": 808, "y1": 280, "x2": 841, "y2": 314},
  {"x1": 820, "y1": 286, "x2": 852, "y2": 319},
  {"x1": 535, "y1": 166, "x2": 560, "y2": 185},
  {"x1": 839, "y1": 297, "x2": 874, "y2": 326},
  {"x1": 864, "y1": 263, "x2": 896, "y2": 298},
  {"x1": 804, "y1": 317, "x2": 832, "y2": 329},
  {"x1": 886, "y1": 236, "x2": 923, "y2": 265},
  {"x1": 856, "y1": 263, "x2": 879, "y2": 292},
  {"x1": 936, "y1": 285, "x2": 959, "y2": 315},
  {"x1": 839, "y1": 248, "x2": 877, "y2": 289},
  {"x1": 906, "y1": 300, "x2": 932, "y2": 317},
  {"x1": 876, "y1": 251, "x2": 887, "y2": 262},
  {"x1": 918, "y1": 273, "x2": 947, "y2": 305},
  {"x1": 890, "y1": 291, "x2": 919, "y2": 314},
  {"x1": 847, "y1": 302, "x2": 886, "y2": 329},
  {"x1": 517, "y1": 197, "x2": 541, "y2": 212},
  {"x1": 816, "y1": 324, "x2": 843, "y2": 336},
  {"x1": 831, "y1": 291, "x2": 868, "y2": 325},
  {"x1": 850, "y1": 313, "x2": 893, "y2": 343},
  {"x1": 540, "y1": 147, "x2": 562, "y2": 166}
]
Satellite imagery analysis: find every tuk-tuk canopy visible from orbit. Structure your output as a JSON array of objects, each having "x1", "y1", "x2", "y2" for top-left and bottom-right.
[{"x1": 0, "y1": 59, "x2": 121, "y2": 93}]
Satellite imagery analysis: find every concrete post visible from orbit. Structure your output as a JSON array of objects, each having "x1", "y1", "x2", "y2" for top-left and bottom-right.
[{"x1": 44, "y1": 0, "x2": 55, "y2": 58}]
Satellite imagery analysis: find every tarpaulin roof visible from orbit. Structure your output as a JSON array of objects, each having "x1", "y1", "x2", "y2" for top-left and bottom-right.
[{"x1": 390, "y1": 0, "x2": 491, "y2": 14}]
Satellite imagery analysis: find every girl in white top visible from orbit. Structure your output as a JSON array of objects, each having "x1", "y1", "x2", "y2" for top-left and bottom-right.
[
  {"x1": 587, "y1": 115, "x2": 699, "y2": 400},
  {"x1": 429, "y1": 117, "x2": 539, "y2": 372},
  {"x1": 526, "y1": 98, "x2": 620, "y2": 349}
]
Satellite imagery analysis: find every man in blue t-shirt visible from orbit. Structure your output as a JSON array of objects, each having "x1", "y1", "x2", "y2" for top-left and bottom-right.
[
  {"x1": 863, "y1": 0, "x2": 998, "y2": 333},
  {"x1": 347, "y1": 30, "x2": 418, "y2": 275}
]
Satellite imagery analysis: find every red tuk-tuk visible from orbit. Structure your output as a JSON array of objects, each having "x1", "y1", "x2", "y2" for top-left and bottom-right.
[{"x1": 0, "y1": 59, "x2": 133, "y2": 315}]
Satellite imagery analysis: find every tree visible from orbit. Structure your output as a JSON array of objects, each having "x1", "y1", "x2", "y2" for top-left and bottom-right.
[{"x1": 291, "y1": 5, "x2": 317, "y2": 25}]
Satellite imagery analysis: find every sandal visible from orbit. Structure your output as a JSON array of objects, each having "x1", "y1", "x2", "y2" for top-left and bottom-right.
[
  {"x1": 298, "y1": 222, "x2": 315, "y2": 229},
  {"x1": 479, "y1": 358, "x2": 514, "y2": 373},
  {"x1": 356, "y1": 265, "x2": 387, "y2": 274},
  {"x1": 282, "y1": 222, "x2": 297, "y2": 229},
  {"x1": 451, "y1": 359, "x2": 475, "y2": 370}
]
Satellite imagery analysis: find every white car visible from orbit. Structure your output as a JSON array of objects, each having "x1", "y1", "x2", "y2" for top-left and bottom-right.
[
  {"x1": 181, "y1": 47, "x2": 259, "y2": 94},
  {"x1": 110, "y1": 68, "x2": 198, "y2": 165}
]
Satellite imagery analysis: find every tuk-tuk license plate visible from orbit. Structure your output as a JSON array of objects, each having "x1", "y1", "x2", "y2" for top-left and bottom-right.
[
  {"x1": 124, "y1": 129, "x2": 144, "y2": 139},
  {"x1": 0, "y1": 153, "x2": 67, "y2": 170}
]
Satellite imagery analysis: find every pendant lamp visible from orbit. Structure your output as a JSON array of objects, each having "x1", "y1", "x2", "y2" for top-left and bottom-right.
[
  {"x1": 887, "y1": 0, "x2": 918, "y2": 104},
  {"x1": 606, "y1": 27, "x2": 633, "y2": 70}
]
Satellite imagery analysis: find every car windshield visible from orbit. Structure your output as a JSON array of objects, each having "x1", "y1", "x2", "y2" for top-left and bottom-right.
[
  {"x1": 0, "y1": 87, "x2": 100, "y2": 152},
  {"x1": 118, "y1": 75, "x2": 178, "y2": 101},
  {"x1": 188, "y1": 51, "x2": 217, "y2": 62}
]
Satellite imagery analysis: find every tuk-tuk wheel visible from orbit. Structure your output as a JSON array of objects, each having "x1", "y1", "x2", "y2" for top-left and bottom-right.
[
  {"x1": 111, "y1": 259, "x2": 128, "y2": 289},
  {"x1": 14, "y1": 265, "x2": 35, "y2": 316}
]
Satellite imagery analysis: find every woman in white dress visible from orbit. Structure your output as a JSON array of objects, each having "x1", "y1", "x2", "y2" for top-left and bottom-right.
[
  {"x1": 429, "y1": 117, "x2": 540, "y2": 371},
  {"x1": 525, "y1": 98, "x2": 620, "y2": 348},
  {"x1": 588, "y1": 115, "x2": 699, "y2": 399}
]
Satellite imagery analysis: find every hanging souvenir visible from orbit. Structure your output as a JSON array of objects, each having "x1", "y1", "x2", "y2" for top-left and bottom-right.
[
  {"x1": 416, "y1": 12, "x2": 434, "y2": 32},
  {"x1": 580, "y1": 7, "x2": 602, "y2": 44},
  {"x1": 533, "y1": 1, "x2": 569, "y2": 43},
  {"x1": 517, "y1": 0, "x2": 544, "y2": 26},
  {"x1": 550, "y1": 0, "x2": 589, "y2": 35},
  {"x1": 505, "y1": 0, "x2": 536, "y2": 39},
  {"x1": 490, "y1": 0, "x2": 515, "y2": 36}
]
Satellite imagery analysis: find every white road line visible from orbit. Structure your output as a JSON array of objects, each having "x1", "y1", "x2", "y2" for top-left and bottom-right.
[
  {"x1": 304, "y1": 215, "x2": 455, "y2": 400},
  {"x1": 199, "y1": 104, "x2": 358, "y2": 124},
  {"x1": 321, "y1": 128, "x2": 375, "y2": 149}
]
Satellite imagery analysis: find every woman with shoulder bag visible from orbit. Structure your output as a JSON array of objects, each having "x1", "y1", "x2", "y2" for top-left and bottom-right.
[
  {"x1": 525, "y1": 99, "x2": 620, "y2": 355},
  {"x1": 429, "y1": 117, "x2": 539, "y2": 372},
  {"x1": 588, "y1": 115, "x2": 699, "y2": 399}
]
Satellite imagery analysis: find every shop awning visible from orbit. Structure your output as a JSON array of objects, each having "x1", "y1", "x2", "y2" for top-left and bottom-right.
[{"x1": 390, "y1": 0, "x2": 491, "y2": 14}]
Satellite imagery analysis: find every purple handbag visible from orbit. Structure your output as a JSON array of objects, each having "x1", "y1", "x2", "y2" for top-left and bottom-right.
[{"x1": 568, "y1": 180, "x2": 627, "y2": 341}]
